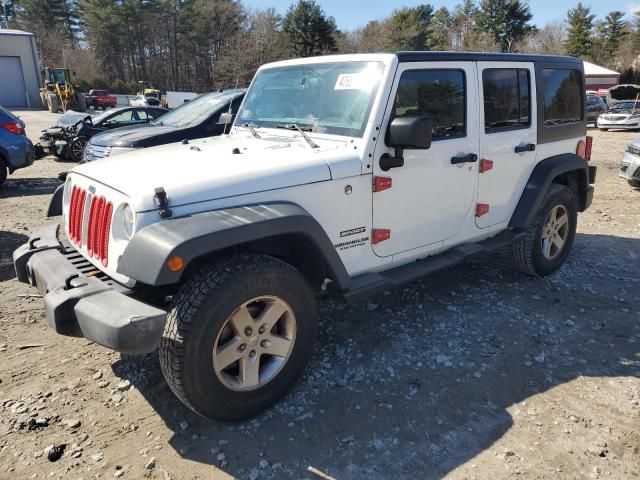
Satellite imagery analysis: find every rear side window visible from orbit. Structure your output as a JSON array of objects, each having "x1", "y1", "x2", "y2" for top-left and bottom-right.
[
  {"x1": 542, "y1": 69, "x2": 583, "y2": 125},
  {"x1": 392, "y1": 69, "x2": 466, "y2": 141},
  {"x1": 483, "y1": 69, "x2": 530, "y2": 133}
]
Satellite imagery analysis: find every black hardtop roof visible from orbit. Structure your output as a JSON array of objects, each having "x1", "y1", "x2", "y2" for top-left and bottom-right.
[{"x1": 395, "y1": 51, "x2": 583, "y2": 66}]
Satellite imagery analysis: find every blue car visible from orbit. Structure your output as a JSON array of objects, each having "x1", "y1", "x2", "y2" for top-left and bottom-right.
[{"x1": 0, "y1": 106, "x2": 34, "y2": 186}]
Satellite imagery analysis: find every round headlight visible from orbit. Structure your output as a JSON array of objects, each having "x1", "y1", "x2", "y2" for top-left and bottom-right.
[{"x1": 122, "y1": 204, "x2": 135, "y2": 239}]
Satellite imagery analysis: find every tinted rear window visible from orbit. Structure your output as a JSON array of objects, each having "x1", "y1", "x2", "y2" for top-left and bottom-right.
[
  {"x1": 542, "y1": 69, "x2": 583, "y2": 126},
  {"x1": 483, "y1": 69, "x2": 530, "y2": 133}
]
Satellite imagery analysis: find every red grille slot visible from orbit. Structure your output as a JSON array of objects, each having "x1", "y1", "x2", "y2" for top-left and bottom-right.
[
  {"x1": 92, "y1": 196, "x2": 105, "y2": 258},
  {"x1": 101, "y1": 202, "x2": 113, "y2": 266},
  {"x1": 75, "y1": 189, "x2": 86, "y2": 245},
  {"x1": 69, "y1": 186, "x2": 78, "y2": 243},
  {"x1": 87, "y1": 196, "x2": 98, "y2": 256}
]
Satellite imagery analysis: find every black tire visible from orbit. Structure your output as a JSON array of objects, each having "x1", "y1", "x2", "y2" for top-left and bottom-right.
[
  {"x1": 69, "y1": 137, "x2": 88, "y2": 162},
  {"x1": 628, "y1": 179, "x2": 640, "y2": 188},
  {"x1": 512, "y1": 183, "x2": 578, "y2": 277},
  {"x1": 159, "y1": 254, "x2": 318, "y2": 421},
  {"x1": 0, "y1": 159, "x2": 7, "y2": 187}
]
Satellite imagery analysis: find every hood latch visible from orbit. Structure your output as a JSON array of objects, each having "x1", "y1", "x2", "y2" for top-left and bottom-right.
[{"x1": 154, "y1": 187, "x2": 172, "y2": 218}]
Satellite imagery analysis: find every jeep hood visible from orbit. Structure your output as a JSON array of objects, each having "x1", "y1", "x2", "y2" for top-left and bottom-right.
[{"x1": 72, "y1": 133, "x2": 357, "y2": 212}]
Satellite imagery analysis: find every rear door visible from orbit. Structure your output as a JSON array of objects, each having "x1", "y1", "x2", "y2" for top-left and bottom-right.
[{"x1": 476, "y1": 62, "x2": 537, "y2": 228}]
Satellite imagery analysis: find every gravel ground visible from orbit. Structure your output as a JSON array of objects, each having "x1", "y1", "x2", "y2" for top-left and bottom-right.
[{"x1": 1, "y1": 111, "x2": 639, "y2": 480}]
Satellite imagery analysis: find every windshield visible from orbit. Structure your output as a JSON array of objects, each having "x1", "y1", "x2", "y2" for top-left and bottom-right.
[
  {"x1": 237, "y1": 61, "x2": 384, "y2": 137},
  {"x1": 154, "y1": 92, "x2": 238, "y2": 128},
  {"x1": 91, "y1": 109, "x2": 115, "y2": 124}
]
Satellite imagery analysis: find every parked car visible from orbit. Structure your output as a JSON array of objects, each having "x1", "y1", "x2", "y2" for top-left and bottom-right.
[
  {"x1": 619, "y1": 139, "x2": 640, "y2": 187},
  {"x1": 587, "y1": 94, "x2": 606, "y2": 124},
  {"x1": 0, "y1": 106, "x2": 34, "y2": 187},
  {"x1": 597, "y1": 100, "x2": 640, "y2": 131},
  {"x1": 85, "y1": 90, "x2": 117, "y2": 110},
  {"x1": 37, "y1": 106, "x2": 166, "y2": 162},
  {"x1": 84, "y1": 89, "x2": 245, "y2": 162},
  {"x1": 15, "y1": 52, "x2": 596, "y2": 421},
  {"x1": 129, "y1": 93, "x2": 163, "y2": 107}
]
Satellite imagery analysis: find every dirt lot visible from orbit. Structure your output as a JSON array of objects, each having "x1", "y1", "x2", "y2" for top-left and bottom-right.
[{"x1": 1, "y1": 110, "x2": 639, "y2": 480}]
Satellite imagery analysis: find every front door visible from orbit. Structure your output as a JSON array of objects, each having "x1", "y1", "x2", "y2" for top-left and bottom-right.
[
  {"x1": 372, "y1": 62, "x2": 479, "y2": 257},
  {"x1": 476, "y1": 62, "x2": 537, "y2": 228}
]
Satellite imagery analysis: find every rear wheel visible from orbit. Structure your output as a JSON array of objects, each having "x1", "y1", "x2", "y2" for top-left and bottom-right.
[
  {"x1": 512, "y1": 183, "x2": 578, "y2": 277},
  {"x1": 159, "y1": 254, "x2": 317, "y2": 421}
]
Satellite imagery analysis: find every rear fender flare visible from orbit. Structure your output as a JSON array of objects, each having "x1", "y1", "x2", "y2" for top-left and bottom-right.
[{"x1": 509, "y1": 154, "x2": 589, "y2": 229}]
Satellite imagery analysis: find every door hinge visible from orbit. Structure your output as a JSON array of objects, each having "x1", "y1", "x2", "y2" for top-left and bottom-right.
[
  {"x1": 475, "y1": 203, "x2": 490, "y2": 217},
  {"x1": 373, "y1": 176, "x2": 392, "y2": 192},
  {"x1": 371, "y1": 228, "x2": 391, "y2": 244},
  {"x1": 479, "y1": 159, "x2": 493, "y2": 173}
]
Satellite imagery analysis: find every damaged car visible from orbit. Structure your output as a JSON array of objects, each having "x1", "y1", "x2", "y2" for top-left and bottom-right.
[{"x1": 36, "y1": 106, "x2": 166, "y2": 162}]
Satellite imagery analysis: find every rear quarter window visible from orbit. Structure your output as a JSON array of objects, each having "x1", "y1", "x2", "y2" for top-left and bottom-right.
[{"x1": 542, "y1": 69, "x2": 583, "y2": 125}]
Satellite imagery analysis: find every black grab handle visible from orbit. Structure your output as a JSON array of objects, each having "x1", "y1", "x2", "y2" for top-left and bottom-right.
[
  {"x1": 451, "y1": 153, "x2": 478, "y2": 165},
  {"x1": 515, "y1": 143, "x2": 536, "y2": 153}
]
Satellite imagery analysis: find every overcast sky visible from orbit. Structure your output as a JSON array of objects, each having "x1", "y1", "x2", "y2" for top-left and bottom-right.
[{"x1": 242, "y1": 0, "x2": 634, "y2": 30}]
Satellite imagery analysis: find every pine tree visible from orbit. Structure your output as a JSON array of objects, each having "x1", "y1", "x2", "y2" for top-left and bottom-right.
[
  {"x1": 476, "y1": 0, "x2": 534, "y2": 52},
  {"x1": 601, "y1": 11, "x2": 627, "y2": 60},
  {"x1": 565, "y1": 3, "x2": 595, "y2": 58},
  {"x1": 282, "y1": 0, "x2": 338, "y2": 57},
  {"x1": 429, "y1": 7, "x2": 453, "y2": 51},
  {"x1": 384, "y1": 4, "x2": 434, "y2": 51}
]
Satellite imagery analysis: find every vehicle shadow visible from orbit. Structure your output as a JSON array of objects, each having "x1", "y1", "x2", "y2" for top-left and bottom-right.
[
  {"x1": 112, "y1": 232, "x2": 640, "y2": 479},
  {"x1": 0, "y1": 231, "x2": 28, "y2": 281},
  {"x1": 0, "y1": 176, "x2": 61, "y2": 198}
]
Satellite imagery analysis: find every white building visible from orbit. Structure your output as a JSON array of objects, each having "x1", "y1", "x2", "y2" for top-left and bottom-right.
[{"x1": 0, "y1": 29, "x2": 42, "y2": 107}]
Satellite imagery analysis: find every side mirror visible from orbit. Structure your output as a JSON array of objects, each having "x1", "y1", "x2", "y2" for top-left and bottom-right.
[
  {"x1": 217, "y1": 112, "x2": 234, "y2": 125},
  {"x1": 387, "y1": 116, "x2": 432, "y2": 150}
]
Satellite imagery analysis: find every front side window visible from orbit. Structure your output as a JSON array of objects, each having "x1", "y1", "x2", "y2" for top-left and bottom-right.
[
  {"x1": 108, "y1": 111, "x2": 134, "y2": 123},
  {"x1": 391, "y1": 69, "x2": 466, "y2": 141},
  {"x1": 483, "y1": 69, "x2": 530, "y2": 133},
  {"x1": 542, "y1": 69, "x2": 583, "y2": 126},
  {"x1": 237, "y1": 61, "x2": 384, "y2": 137}
]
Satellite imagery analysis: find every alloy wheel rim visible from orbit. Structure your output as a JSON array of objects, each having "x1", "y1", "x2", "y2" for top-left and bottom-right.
[
  {"x1": 72, "y1": 140, "x2": 86, "y2": 158},
  {"x1": 212, "y1": 296, "x2": 296, "y2": 392},
  {"x1": 541, "y1": 204, "x2": 569, "y2": 260}
]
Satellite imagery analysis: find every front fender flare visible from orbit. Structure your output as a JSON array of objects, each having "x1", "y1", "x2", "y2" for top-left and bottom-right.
[{"x1": 118, "y1": 203, "x2": 350, "y2": 289}]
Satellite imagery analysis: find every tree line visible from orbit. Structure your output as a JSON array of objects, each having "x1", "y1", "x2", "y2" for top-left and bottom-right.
[{"x1": 2, "y1": 0, "x2": 639, "y2": 93}]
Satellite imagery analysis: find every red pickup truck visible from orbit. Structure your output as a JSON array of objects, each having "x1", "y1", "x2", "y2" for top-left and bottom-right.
[{"x1": 85, "y1": 90, "x2": 117, "y2": 110}]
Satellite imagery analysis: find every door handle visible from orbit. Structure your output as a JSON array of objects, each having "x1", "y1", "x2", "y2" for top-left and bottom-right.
[
  {"x1": 515, "y1": 143, "x2": 536, "y2": 153},
  {"x1": 450, "y1": 153, "x2": 478, "y2": 165}
]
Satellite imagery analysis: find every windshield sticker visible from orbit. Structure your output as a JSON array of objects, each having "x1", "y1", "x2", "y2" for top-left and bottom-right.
[{"x1": 334, "y1": 73, "x2": 371, "y2": 91}]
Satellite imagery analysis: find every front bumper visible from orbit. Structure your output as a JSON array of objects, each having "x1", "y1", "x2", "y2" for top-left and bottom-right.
[
  {"x1": 12, "y1": 224, "x2": 167, "y2": 354},
  {"x1": 619, "y1": 151, "x2": 640, "y2": 181},
  {"x1": 597, "y1": 118, "x2": 640, "y2": 130}
]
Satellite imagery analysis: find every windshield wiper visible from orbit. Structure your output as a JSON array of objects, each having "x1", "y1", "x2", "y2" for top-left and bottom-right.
[
  {"x1": 275, "y1": 123, "x2": 318, "y2": 149},
  {"x1": 242, "y1": 123, "x2": 261, "y2": 139}
]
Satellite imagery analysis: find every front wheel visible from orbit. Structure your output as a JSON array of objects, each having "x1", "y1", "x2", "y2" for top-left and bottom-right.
[
  {"x1": 512, "y1": 184, "x2": 578, "y2": 277},
  {"x1": 69, "y1": 137, "x2": 88, "y2": 162},
  {"x1": 159, "y1": 254, "x2": 317, "y2": 421},
  {"x1": 628, "y1": 179, "x2": 640, "y2": 188}
]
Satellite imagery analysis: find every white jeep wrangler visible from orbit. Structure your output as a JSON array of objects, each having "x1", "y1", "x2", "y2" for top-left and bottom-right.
[{"x1": 14, "y1": 52, "x2": 596, "y2": 420}]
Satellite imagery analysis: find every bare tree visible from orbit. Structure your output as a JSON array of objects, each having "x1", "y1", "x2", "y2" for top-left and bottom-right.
[{"x1": 516, "y1": 22, "x2": 566, "y2": 55}]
